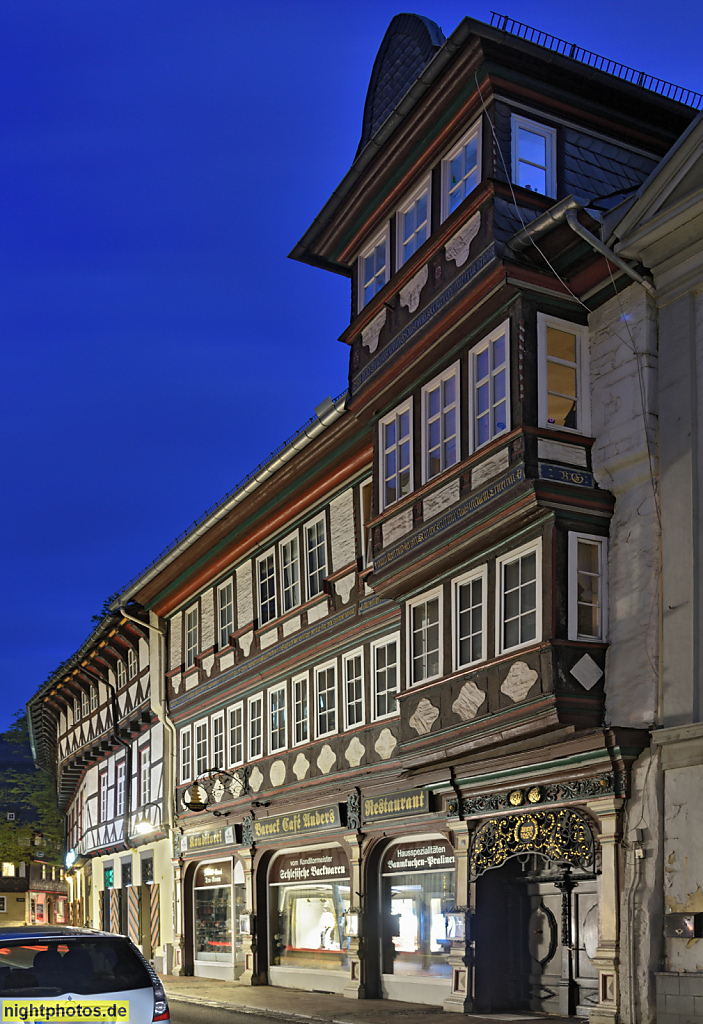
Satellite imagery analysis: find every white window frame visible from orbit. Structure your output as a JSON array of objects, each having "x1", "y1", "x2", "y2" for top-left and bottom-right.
[
  {"x1": 256, "y1": 548, "x2": 277, "y2": 626},
  {"x1": 194, "y1": 717, "x2": 209, "y2": 777},
  {"x1": 127, "y1": 648, "x2": 138, "y2": 680},
  {"x1": 453, "y1": 564, "x2": 488, "y2": 670},
  {"x1": 185, "y1": 605, "x2": 199, "y2": 669},
  {"x1": 372, "y1": 632, "x2": 401, "y2": 720},
  {"x1": 212, "y1": 711, "x2": 225, "y2": 770},
  {"x1": 99, "y1": 771, "x2": 109, "y2": 823},
  {"x1": 115, "y1": 759, "x2": 126, "y2": 817},
  {"x1": 292, "y1": 672, "x2": 309, "y2": 747},
  {"x1": 74, "y1": 699, "x2": 81, "y2": 723},
  {"x1": 469, "y1": 320, "x2": 511, "y2": 453},
  {"x1": 496, "y1": 539, "x2": 542, "y2": 655},
  {"x1": 441, "y1": 118, "x2": 482, "y2": 222},
  {"x1": 304, "y1": 513, "x2": 328, "y2": 600},
  {"x1": 358, "y1": 225, "x2": 390, "y2": 312},
  {"x1": 180, "y1": 727, "x2": 192, "y2": 784},
  {"x1": 0, "y1": 897, "x2": 6, "y2": 913},
  {"x1": 407, "y1": 588, "x2": 443, "y2": 686},
  {"x1": 140, "y1": 744, "x2": 151, "y2": 804},
  {"x1": 537, "y1": 313, "x2": 590, "y2": 435},
  {"x1": 568, "y1": 533, "x2": 608, "y2": 641},
  {"x1": 379, "y1": 398, "x2": 414, "y2": 512},
  {"x1": 343, "y1": 647, "x2": 365, "y2": 731},
  {"x1": 90, "y1": 684, "x2": 99, "y2": 712},
  {"x1": 279, "y1": 531, "x2": 301, "y2": 613},
  {"x1": 314, "y1": 661, "x2": 338, "y2": 739},
  {"x1": 396, "y1": 176, "x2": 431, "y2": 268},
  {"x1": 360, "y1": 478, "x2": 373, "y2": 568},
  {"x1": 217, "y1": 580, "x2": 234, "y2": 650},
  {"x1": 81, "y1": 690, "x2": 90, "y2": 718},
  {"x1": 421, "y1": 360, "x2": 460, "y2": 483},
  {"x1": 511, "y1": 114, "x2": 557, "y2": 198},
  {"x1": 116, "y1": 661, "x2": 126, "y2": 688},
  {"x1": 227, "y1": 702, "x2": 244, "y2": 767},
  {"x1": 268, "y1": 683, "x2": 287, "y2": 753},
  {"x1": 248, "y1": 694, "x2": 263, "y2": 761}
]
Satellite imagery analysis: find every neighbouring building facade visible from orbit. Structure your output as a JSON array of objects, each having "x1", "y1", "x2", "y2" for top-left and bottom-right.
[{"x1": 27, "y1": 12, "x2": 703, "y2": 1024}]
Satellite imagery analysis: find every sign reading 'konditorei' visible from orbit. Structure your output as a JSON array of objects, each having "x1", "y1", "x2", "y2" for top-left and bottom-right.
[
  {"x1": 363, "y1": 789, "x2": 429, "y2": 822},
  {"x1": 179, "y1": 824, "x2": 240, "y2": 856},
  {"x1": 252, "y1": 804, "x2": 344, "y2": 841}
]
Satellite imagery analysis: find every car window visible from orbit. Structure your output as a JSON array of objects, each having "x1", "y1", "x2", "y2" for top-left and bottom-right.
[{"x1": 0, "y1": 937, "x2": 152, "y2": 996}]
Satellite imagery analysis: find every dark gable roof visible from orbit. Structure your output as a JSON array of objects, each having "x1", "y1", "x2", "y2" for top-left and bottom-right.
[{"x1": 357, "y1": 13, "x2": 445, "y2": 156}]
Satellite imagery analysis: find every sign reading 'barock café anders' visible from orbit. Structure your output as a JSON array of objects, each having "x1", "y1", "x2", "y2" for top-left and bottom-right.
[
  {"x1": 362, "y1": 788, "x2": 429, "y2": 822},
  {"x1": 251, "y1": 803, "x2": 345, "y2": 842}
]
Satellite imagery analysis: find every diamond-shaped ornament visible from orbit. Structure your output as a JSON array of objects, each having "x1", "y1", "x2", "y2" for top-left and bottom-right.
[{"x1": 570, "y1": 653, "x2": 603, "y2": 690}]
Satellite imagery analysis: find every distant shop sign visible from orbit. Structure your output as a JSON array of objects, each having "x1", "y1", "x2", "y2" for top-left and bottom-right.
[{"x1": 179, "y1": 824, "x2": 240, "y2": 856}]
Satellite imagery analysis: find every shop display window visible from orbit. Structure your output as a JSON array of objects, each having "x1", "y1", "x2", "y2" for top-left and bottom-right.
[{"x1": 194, "y1": 860, "x2": 233, "y2": 964}]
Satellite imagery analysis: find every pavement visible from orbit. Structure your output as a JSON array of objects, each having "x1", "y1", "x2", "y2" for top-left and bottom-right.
[{"x1": 160, "y1": 974, "x2": 583, "y2": 1023}]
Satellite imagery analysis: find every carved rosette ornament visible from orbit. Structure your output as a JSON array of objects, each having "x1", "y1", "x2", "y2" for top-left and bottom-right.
[{"x1": 469, "y1": 807, "x2": 595, "y2": 880}]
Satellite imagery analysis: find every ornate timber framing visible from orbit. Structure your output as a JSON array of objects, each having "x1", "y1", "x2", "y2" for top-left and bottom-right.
[{"x1": 469, "y1": 807, "x2": 595, "y2": 880}]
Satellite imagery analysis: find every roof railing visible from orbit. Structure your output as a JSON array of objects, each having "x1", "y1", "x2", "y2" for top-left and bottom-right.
[{"x1": 489, "y1": 12, "x2": 703, "y2": 109}]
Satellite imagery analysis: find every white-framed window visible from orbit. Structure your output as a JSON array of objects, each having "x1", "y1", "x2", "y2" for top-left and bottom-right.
[
  {"x1": 185, "y1": 605, "x2": 199, "y2": 669},
  {"x1": 81, "y1": 690, "x2": 90, "y2": 718},
  {"x1": 497, "y1": 540, "x2": 542, "y2": 654},
  {"x1": 90, "y1": 684, "x2": 98, "y2": 712},
  {"x1": 372, "y1": 633, "x2": 400, "y2": 719},
  {"x1": 305, "y1": 514, "x2": 327, "y2": 599},
  {"x1": 343, "y1": 649, "x2": 364, "y2": 730},
  {"x1": 115, "y1": 760, "x2": 126, "y2": 817},
  {"x1": 212, "y1": 712, "x2": 225, "y2": 770},
  {"x1": 379, "y1": 399, "x2": 413, "y2": 510},
  {"x1": 217, "y1": 580, "x2": 234, "y2": 649},
  {"x1": 0, "y1": 897, "x2": 6, "y2": 913},
  {"x1": 537, "y1": 313, "x2": 590, "y2": 435},
  {"x1": 116, "y1": 661, "x2": 127, "y2": 688},
  {"x1": 228, "y1": 702, "x2": 244, "y2": 767},
  {"x1": 257, "y1": 550, "x2": 277, "y2": 626},
  {"x1": 194, "y1": 718, "x2": 209, "y2": 776},
  {"x1": 280, "y1": 533, "x2": 301, "y2": 612},
  {"x1": 511, "y1": 114, "x2": 557, "y2": 197},
  {"x1": 469, "y1": 320, "x2": 510, "y2": 451},
  {"x1": 453, "y1": 565, "x2": 488, "y2": 669},
  {"x1": 180, "y1": 727, "x2": 192, "y2": 784},
  {"x1": 315, "y1": 662, "x2": 337, "y2": 738},
  {"x1": 139, "y1": 746, "x2": 151, "y2": 804},
  {"x1": 248, "y1": 695, "x2": 263, "y2": 760},
  {"x1": 292, "y1": 673, "x2": 309, "y2": 746},
  {"x1": 397, "y1": 178, "x2": 430, "y2": 267},
  {"x1": 358, "y1": 226, "x2": 389, "y2": 310},
  {"x1": 568, "y1": 533, "x2": 607, "y2": 641},
  {"x1": 441, "y1": 119, "x2": 482, "y2": 221},
  {"x1": 127, "y1": 648, "x2": 138, "y2": 679},
  {"x1": 269, "y1": 683, "x2": 287, "y2": 753},
  {"x1": 74, "y1": 699, "x2": 81, "y2": 723},
  {"x1": 422, "y1": 361, "x2": 459, "y2": 482},
  {"x1": 408, "y1": 590, "x2": 442, "y2": 685},
  {"x1": 360, "y1": 478, "x2": 373, "y2": 567},
  {"x1": 99, "y1": 771, "x2": 109, "y2": 822}
]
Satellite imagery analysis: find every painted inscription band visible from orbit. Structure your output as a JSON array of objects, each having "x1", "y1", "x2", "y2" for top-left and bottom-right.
[{"x1": 539, "y1": 463, "x2": 594, "y2": 487}]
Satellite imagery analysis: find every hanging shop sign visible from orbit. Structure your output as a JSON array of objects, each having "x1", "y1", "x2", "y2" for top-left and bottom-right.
[
  {"x1": 269, "y1": 846, "x2": 349, "y2": 885},
  {"x1": 179, "y1": 824, "x2": 241, "y2": 857},
  {"x1": 194, "y1": 860, "x2": 232, "y2": 888},
  {"x1": 251, "y1": 803, "x2": 344, "y2": 842},
  {"x1": 382, "y1": 837, "x2": 455, "y2": 874},
  {"x1": 362, "y1": 788, "x2": 429, "y2": 823}
]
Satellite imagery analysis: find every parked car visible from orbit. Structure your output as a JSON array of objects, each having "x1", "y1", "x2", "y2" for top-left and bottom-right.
[{"x1": 0, "y1": 925, "x2": 169, "y2": 1022}]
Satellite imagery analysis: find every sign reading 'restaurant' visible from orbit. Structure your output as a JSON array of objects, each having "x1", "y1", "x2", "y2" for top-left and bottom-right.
[
  {"x1": 252, "y1": 803, "x2": 344, "y2": 841},
  {"x1": 269, "y1": 846, "x2": 349, "y2": 885},
  {"x1": 363, "y1": 789, "x2": 429, "y2": 822},
  {"x1": 381, "y1": 838, "x2": 455, "y2": 874}
]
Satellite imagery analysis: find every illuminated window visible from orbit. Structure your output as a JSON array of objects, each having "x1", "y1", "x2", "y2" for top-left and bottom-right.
[{"x1": 538, "y1": 313, "x2": 589, "y2": 434}]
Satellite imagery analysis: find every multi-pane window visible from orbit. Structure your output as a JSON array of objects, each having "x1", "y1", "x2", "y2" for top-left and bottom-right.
[
  {"x1": 373, "y1": 635, "x2": 399, "y2": 718},
  {"x1": 569, "y1": 534, "x2": 607, "y2": 641},
  {"x1": 409, "y1": 593, "x2": 441, "y2": 684},
  {"x1": 99, "y1": 772, "x2": 109, "y2": 822},
  {"x1": 397, "y1": 181, "x2": 429, "y2": 266},
  {"x1": 423, "y1": 363, "x2": 459, "y2": 482},
  {"x1": 498, "y1": 542, "x2": 541, "y2": 653},
  {"x1": 140, "y1": 746, "x2": 151, "y2": 804},
  {"x1": 511, "y1": 115, "x2": 556, "y2": 197},
  {"x1": 127, "y1": 648, "x2": 138, "y2": 679},
  {"x1": 442, "y1": 121, "x2": 481, "y2": 220},
  {"x1": 280, "y1": 535, "x2": 301, "y2": 612},
  {"x1": 116, "y1": 661, "x2": 127, "y2": 687},
  {"x1": 248, "y1": 695, "x2": 263, "y2": 760},
  {"x1": 217, "y1": 581, "x2": 234, "y2": 649},
  {"x1": 194, "y1": 719, "x2": 208, "y2": 776},
  {"x1": 185, "y1": 606, "x2": 199, "y2": 669},
  {"x1": 212, "y1": 713, "x2": 225, "y2": 770},
  {"x1": 305, "y1": 517, "x2": 327, "y2": 599},
  {"x1": 454, "y1": 567, "x2": 487, "y2": 668},
  {"x1": 343, "y1": 651, "x2": 364, "y2": 729},
  {"x1": 359, "y1": 229, "x2": 389, "y2": 309},
  {"x1": 380, "y1": 400, "x2": 413, "y2": 510},
  {"x1": 470, "y1": 323, "x2": 510, "y2": 450},
  {"x1": 90, "y1": 684, "x2": 98, "y2": 712},
  {"x1": 269, "y1": 685, "x2": 287, "y2": 752},
  {"x1": 74, "y1": 699, "x2": 81, "y2": 723},
  {"x1": 293, "y1": 674, "x2": 309, "y2": 745},
  {"x1": 257, "y1": 551, "x2": 277, "y2": 625},
  {"x1": 228, "y1": 703, "x2": 244, "y2": 767},
  {"x1": 315, "y1": 664, "x2": 337, "y2": 737},
  {"x1": 81, "y1": 690, "x2": 90, "y2": 718},
  {"x1": 180, "y1": 728, "x2": 192, "y2": 784},
  {"x1": 115, "y1": 760, "x2": 125, "y2": 817},
  {"x1": 538, "y1": 314, "x2": 589, "y2": 434}
]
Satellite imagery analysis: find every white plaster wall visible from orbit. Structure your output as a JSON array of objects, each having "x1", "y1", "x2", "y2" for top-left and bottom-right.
[
  {"x1": 169, "y1": 613, "x2": 182, "y2": 671},
  {"x1": 236, "y1": 561, "x2": 253, "y2": 626},
  {"x1": 200, "y1": 588, "x2": 215, "y2": 650},
  {"x1": 330, "y1": 489, "x2": 356, "y2": 569},
  {"x1": 138, "y1": 636, "x2": 149, "y2": 668},
  {"x1": 663, "y1": 763, "x2": 703, "y2": 971},
  {"x1": 589, "y1": 285, "x2": 659, "y2": 727}
]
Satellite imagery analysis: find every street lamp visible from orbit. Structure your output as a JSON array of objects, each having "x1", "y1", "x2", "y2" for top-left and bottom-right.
[{"x1": 182, "y1": 766, "x2": 250, "y2": 812}]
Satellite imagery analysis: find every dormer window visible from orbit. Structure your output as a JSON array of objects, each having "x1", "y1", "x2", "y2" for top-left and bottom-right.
[
  {"x1": 359, "y1": 227, "x2": 389, "y2": 310},
  {"x1": 441, "y1": 120, "x2": 481, "y2": 222},
  {"x1": 397, "y1": 179, "x2": 430, "y2": 267},
  {"x1": 511, "y1": 114, "x2": 557, "y2": 197}
]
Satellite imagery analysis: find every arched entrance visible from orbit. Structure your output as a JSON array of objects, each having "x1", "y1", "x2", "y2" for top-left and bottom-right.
[{"x1": 471, "y1": 807, "x2": 599, "y2": 1017}]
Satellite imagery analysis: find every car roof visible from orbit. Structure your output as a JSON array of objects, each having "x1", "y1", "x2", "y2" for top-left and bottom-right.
[{"x1": 0, "y1": 925, "x2": 122, "y2": 940}]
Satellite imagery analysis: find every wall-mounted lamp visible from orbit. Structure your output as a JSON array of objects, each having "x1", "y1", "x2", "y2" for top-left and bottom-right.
[{"x1": 344, "y1": 908, "x2": 361, "y2": 938}]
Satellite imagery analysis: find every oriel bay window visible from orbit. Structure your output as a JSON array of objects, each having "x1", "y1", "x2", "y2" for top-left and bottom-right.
[
  {"x1": 568, "y1": 533, "x2": 607, "y2": 641},
  {"x1": 538, "y1": 313, "x2": 589, "y2": 434},
  {"x1": 408, "y1": 592, "x2": 441, "y2": 684},
  {"x1": 497, "y1": 540, "x2": 542, "y2": 653},
  {"x1": 380, "y1": 399, "x2": 413, "y2": 510},
  {"x1": 470, "y1": 322, "x2": 510, "y2": 451},
  {"x1": 422, "y1": 362, "x2": 459, "y2": 482},
  {"x1": 315, "y1": 663, "x2": 337, "y2": 738},
  {"x1": 453, "y1": 565, "x2": 487, "y2": 669},
  {"x1": 373, "y1": 634, "x2": 399, "y2": 719}
]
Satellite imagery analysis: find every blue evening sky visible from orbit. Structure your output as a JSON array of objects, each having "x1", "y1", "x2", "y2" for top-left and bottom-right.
[{"x1": 2, "y1": 1, "x2": 701, "y2": 731}]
